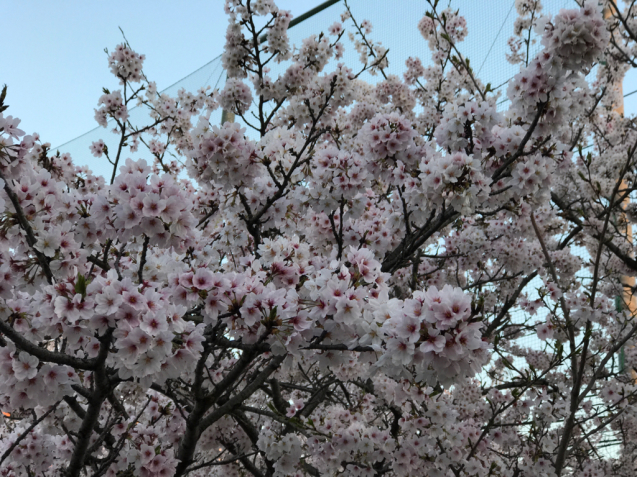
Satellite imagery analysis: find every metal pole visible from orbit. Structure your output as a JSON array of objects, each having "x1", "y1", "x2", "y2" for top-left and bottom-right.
[
  {"x1": 258, "y1": 0, "x2": 342, "y2": 44},
  {"x1": 605, "y1": 6, "x2": 633, "y2": 376},
  {"x1": 221, "y1": 108, "x2": 235, "y2": 125}
]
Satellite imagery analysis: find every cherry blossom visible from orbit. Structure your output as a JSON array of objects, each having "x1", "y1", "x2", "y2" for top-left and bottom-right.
[{"x1": 1, "y1": 1, "x2": 636, "y2": 476}]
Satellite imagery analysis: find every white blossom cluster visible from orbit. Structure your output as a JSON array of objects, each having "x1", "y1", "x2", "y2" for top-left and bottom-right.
[
  {"x1": 108, "y1": 43, "x2": 146, "y2": 83},
  {"x1": 2, "y1": 1, "x2": 636, "y2": 476}
]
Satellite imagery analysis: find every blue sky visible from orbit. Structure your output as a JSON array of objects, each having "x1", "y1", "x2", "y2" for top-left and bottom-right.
[
  {"x1": 2, "y1": 0, "x2": 320, "y2": 149},
  {"x1": 4, "y1": 0, "x2": 635, "y2": 176}
]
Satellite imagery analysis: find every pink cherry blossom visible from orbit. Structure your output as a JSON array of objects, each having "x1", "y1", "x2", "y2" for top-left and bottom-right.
[{"x1": 0, "y1": 2, "x2": 631, "y2": 476}]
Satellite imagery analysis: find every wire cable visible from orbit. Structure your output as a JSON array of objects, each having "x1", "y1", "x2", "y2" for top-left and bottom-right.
[
  {"x1": 54, "y1": 54, "x2": 222, "y2": 150},
  {"x1": 477, "y1": 0, "x2": 515, "y2": 76}
]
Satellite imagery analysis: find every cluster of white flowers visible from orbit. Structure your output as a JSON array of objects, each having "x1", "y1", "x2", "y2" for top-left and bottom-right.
[
  {"x1": 509, "y1": 153, "x2": 555, "y2": 196},
  {"x1": 221, "y1": 20, "x2": 247, "y2": 79},
  {"x1": 378, "y1": 284, "x2": 489, "y2": 383},
  {"x1": 418, "y1": 150, "x2": 490, "y2": 214},
  {"x1": 108, "y1": 43, "x2": 145, "y2": 83},
  {"x1": 90, "y1": 139, "x2": 105, "y2": 157},
  {"x1": 0, "y1": 113, "x2": 24, "y2": 139},
  {"x1": 90, "y1": 158, "x2": 197, "y2": 246},
  {"x1": 490, "y1": 124, "x2": 525, "y2": 156},
  {"x1": 266, "y1": 9, "x2": 292, "y2": 61},
  {"x1": 359, "y1": 113, "x2": 417, "y2": 171},
  {"x1": 187, "y1": 120, "x2": 258, "y2": 189},
  {"x1": 309, "y1": 146, "x2": 370, "y2": 210},
  {"x1": 507, "y1": 1, "x2": 607, "y2": 135},
  {"x1": 3, "y1": 0, "x2": 635, "y2": 476},
  {"x1": 435, "y1": 99, "x2": 501, "y2": 152},
  {"x1": 218, "y1": 77, "x2": 253, "y2": 115},
  {"x1": 0, "y1": 345, "x2": 77, "y2": 409},
  {"x1": 417, "y1": 8, "x2": 468, "y2": 52},
  {"x1": 540, "y1": 0, "x2": 609, "y2": 72},
  {"x1": 94, "y1": 90, "x2": 128, "y2": 127}
]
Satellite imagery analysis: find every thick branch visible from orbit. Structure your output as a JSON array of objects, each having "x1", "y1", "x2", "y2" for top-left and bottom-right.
[{"x1": 0, "y1": 169, "x2": 54, "y2": 283}]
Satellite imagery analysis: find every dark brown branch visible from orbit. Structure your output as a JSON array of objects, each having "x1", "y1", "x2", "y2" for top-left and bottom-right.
[
  {"x1": 483, "y1": 271, "x2": 538, "y2": 339},
  {"x1": 0, "y1": 320, "x2": 98, "y2": 370},
  {"x1": 381, "y1": 208, "x2": 459, "y2": 273},
  {"x1": 0, "y1": 402, "x2": 60, "y2": 465},
  {"x1": 64, "y1": 330, "x2": 113, "y2": 477},
  {"x1": 137, "y1": 235, "x2": 150, "y2": 284},
  {"x1": 0, "y1": 169, "x2": 54, "y2": 283},
  {"x1": 491, "y1": 101, "x2": 547, "y2": 182}
]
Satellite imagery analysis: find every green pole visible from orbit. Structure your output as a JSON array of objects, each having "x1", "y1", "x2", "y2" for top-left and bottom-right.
[
  {"x1": 258, "y1": 0, "x2": 342, "y2": 44},
  {"x1": 615, "y1": 295, "x2": 626, "y2": 373}
]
